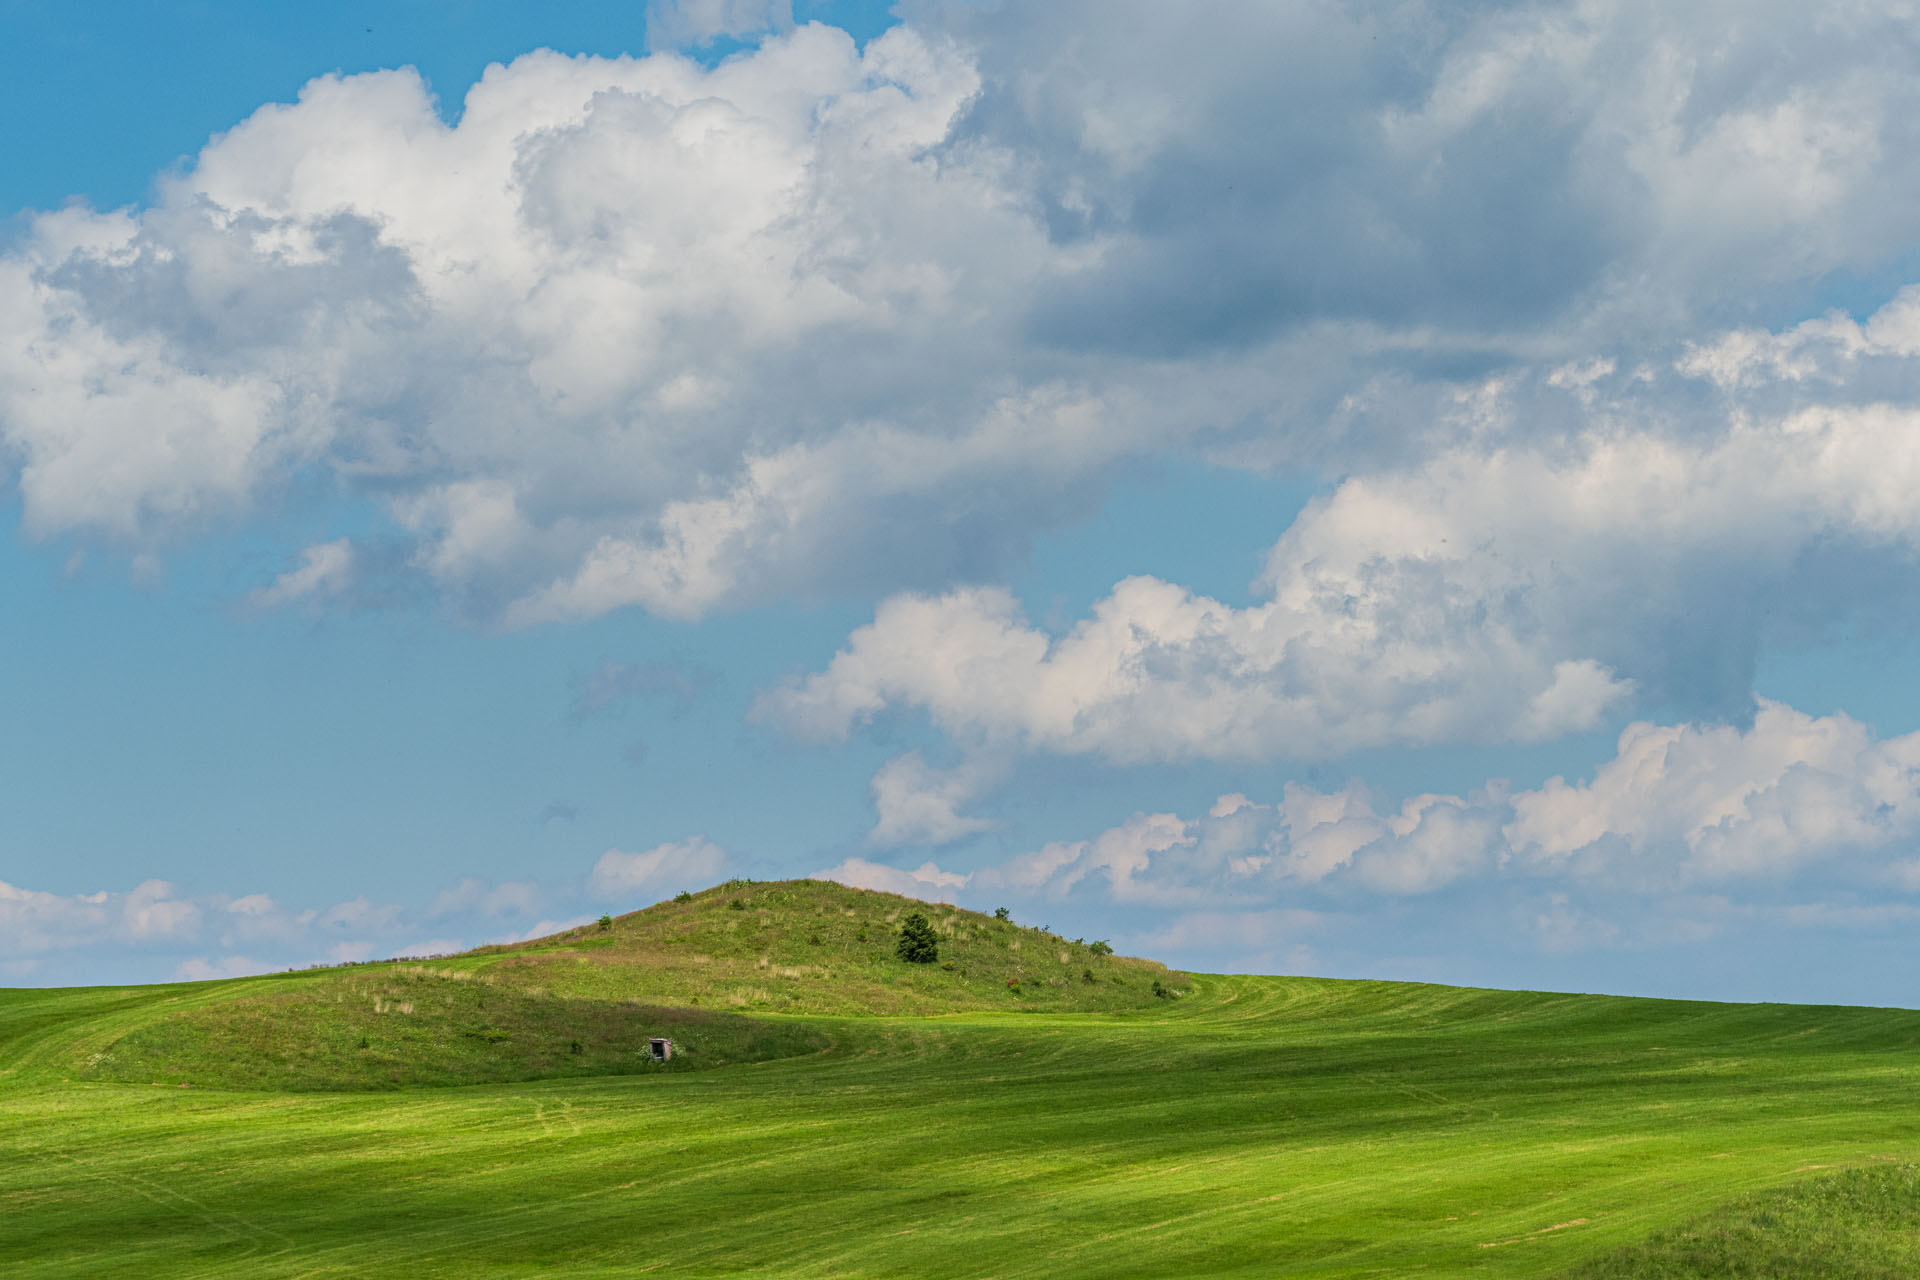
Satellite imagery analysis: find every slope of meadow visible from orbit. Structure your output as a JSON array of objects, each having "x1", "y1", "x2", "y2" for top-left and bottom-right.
[{"x1": 5, "y1": 884, "x2": 1920, "y2": 1277}]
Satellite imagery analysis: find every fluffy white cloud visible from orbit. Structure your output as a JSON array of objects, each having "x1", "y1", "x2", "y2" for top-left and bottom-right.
[
  {"x1": 867, "y1": 751, "x2": 1000, "y2": 847},
  {"x1": 589, "y1": 836, "x2": 728, "y2": 898},
  {"x1": 9, "y1": 5, "x2": 1920, "y2": 623},
  {"x1": 973, "y1": 700, "x2": 1920, "y2": 904},
  {"x1": 1507, "y1": 701, "x2": 1920, "y2": 884},
  {"x1": 815, "y1": 856, "x2": 969, "y2": 903},
  {"x1": 0, "y1": 878, "x2": 202, "y2": 955},
  {"x1": 760, "y1": 577, "x2": 1630, "y2": 762},
  {"x1": 768, "y1": 278, "x2": 1920, "y2": 762}
]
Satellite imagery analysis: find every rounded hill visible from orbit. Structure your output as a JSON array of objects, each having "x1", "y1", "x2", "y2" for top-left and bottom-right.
[
  {"x1": 474, "y1": 877, "x2": 1186, "y2": 1017},
  {"x1": 60, "y1": 879, "x2": 1187, "y2": 1092}
]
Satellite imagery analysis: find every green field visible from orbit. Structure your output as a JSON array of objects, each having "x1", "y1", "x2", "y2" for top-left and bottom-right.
[{"x1": 6, "y1": 881, "x2": 1920, "y2": 1276}]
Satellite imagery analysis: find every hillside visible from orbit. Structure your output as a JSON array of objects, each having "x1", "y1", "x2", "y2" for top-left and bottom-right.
[
  {"x1": 10, "y1": 970, "x2": 1920, "y2": 1276},
  {"x1": 61, "y1": 879, "x2": 1186, "y2": 1091},
  {"x1": 9, "y1": 963, "x2": 1920, "y2": 1276}
]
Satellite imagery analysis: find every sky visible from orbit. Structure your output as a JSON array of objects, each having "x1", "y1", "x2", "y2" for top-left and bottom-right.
[{"x1": 9, "y1": 1, "x2": 1920, "y2": 1004}]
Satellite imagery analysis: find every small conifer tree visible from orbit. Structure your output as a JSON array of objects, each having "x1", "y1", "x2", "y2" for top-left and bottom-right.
[{"x1": 895, "y1": 911, "x2": 939, "y2": 964}]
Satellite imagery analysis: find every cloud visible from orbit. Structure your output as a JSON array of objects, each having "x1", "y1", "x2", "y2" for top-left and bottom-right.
[
  {"x1": 646, "y1": 0, "x2": 794, "y2": 51},
  {"x1": 766, "y1": 280, "x2": 1920, "y2": 763},
  {"x1": 867, "y1": 751, "x2": 1000, "y2": 847},
  {"x1": 972, "y1": 700, "x2": 1920, "y2": 905},
  {"x1": 0, "y1": 878, "x2": 202, "y2": 955},
  {"x1": 1, "y1": 869, "x2": 617, "y2": 983},
  {"x1": 941, "y1": 0, "x2": 1920, "y2": 359},
  {"x1": 249, "y1": 538, "x2": 353, "y2": 609},
  {"x1": 427, "y1": 878, "x2": 543, "y2": 918},
  {"x1": 760, "y1": 577, "x2": 1630, "y2": 763},
  {"x1": 1506, "y1": 701, "x2": 1920, "y2": 884},
  {"x1": 10, "y1": 6, "x2": 1920, "y2": 623},
  {"x1": 589, "y1": 836, "x2": 728, "y2": 899},
  {"x1": 815, "y1": 856, "x2": 969, "y2": 903}
]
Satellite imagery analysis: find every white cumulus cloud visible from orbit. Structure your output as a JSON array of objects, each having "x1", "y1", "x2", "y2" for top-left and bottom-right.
[
  {"x1": 590, "y1": 836, "x2": 728, "y2": 899},
  {"x1": 9, "y1": 4, "x2": 1920, "y2": 625},
  {"x1": 975, "y1": 700, "x2": 1920, "y2": 904},
  {"x1": 867, "y1": 751, "x2": 1001, "y2": 847}
]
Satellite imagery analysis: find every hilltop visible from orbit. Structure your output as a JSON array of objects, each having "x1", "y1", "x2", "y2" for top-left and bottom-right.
[
  {"x1": 474, "y1": 877, "x2": 1184, "y2": 1017},
  {"x1": 61, "y1": 879, "x2": 1185, "y2": 1091}
]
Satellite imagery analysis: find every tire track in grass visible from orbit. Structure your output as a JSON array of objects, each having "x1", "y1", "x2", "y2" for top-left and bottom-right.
[{"x1": 45, "y1": 1147, "x2": 295, "y2": 1257}]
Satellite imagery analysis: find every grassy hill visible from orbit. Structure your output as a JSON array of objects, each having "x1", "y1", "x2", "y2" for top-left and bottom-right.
[
  {"x1": 6, "y1": 881, "x2": 1920, "y2": 1277},
  {"x1": 472, "y1": 877, "x2": 1187, "y2": 1017},
  {"x1": 49, "y1": 880, "x2": 1183, "y2": 1092}
]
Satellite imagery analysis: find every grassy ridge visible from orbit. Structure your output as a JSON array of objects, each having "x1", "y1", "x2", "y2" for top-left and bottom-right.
[{"x1": 8, "y1": 970, "x2": 1920, "y2": 1276}]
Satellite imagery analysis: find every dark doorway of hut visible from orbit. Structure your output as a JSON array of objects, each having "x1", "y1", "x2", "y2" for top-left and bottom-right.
[{"x1": 648, "y1": 1037, "x2": 672, "y2": 1062}]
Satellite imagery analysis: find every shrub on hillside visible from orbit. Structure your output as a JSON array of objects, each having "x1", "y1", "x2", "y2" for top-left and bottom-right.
[
  {"x1": 896, "y1": 912, "x2": 939, "y2": 964},
  {"x1": 1089, "y1": 939, "x2": 1113, "y2": 956}
]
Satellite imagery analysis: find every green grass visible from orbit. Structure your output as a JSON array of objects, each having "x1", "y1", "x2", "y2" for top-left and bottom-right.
[
  {"x1": 1559, "y1": 1164, "x2": 1920, "y2": 1278},
  {"x1": 5, "y1": 882, "x2": 1920, "y2": 1276}
]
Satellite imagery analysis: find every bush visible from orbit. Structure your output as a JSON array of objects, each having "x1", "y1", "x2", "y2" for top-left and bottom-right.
[
  {"x1": 993, "y1": 907, "x2": 1011, "y2": 921},
  {"x1": 896, "y1": 912, "x2": 939, "y2": 964},
  {"x1": 597, "y1": 914, "x2": 613, "y2": 932},
  {"x1": 1082, "y1": 968, "x2": 1095, "y2": 984},
  {"x1": 728, "y1": 898, "x2": 747, "y2": 912},
  {"x1": 1089, "y1": 939, "x2": 1113, "y2": 956},
  {"x1": 674, "y1": 890, "x2": 693, "y2": 904}
]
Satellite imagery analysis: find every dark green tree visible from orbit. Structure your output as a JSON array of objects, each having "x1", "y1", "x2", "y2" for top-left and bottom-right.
[{"x1": 896, "y1": 911, "x2": 939, "y2": 964}]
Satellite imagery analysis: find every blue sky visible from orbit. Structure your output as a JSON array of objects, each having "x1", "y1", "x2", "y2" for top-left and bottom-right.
[{"x1": 10, "y1": 0, "x2": 1920, "y2": 1005}]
